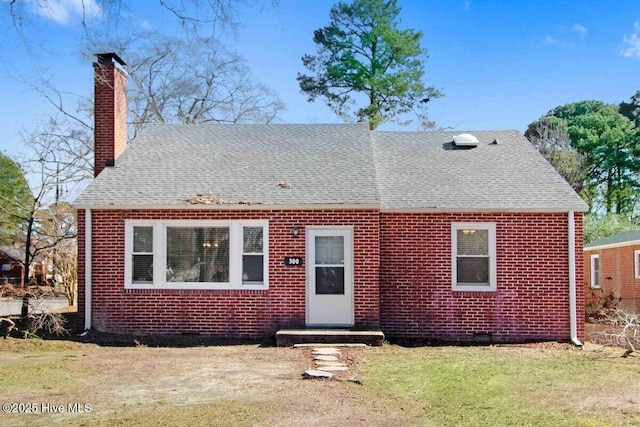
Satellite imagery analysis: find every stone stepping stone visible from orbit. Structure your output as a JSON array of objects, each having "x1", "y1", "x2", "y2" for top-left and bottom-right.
[
  {"x1": 302, "y1": 369, "x2": 333, "y2": 379},
  {"x1": 315, "y1": 361, "x2": 346, "y2": 367},
  {"x1": 314, "y1": 355, "x2": 339, "y2": 362},
  {"x1": 312, "y1": 348, "x2": 341, "y2": 355},
  {"x1": 316, "y1": 366, "x2": 348, "y2": 372}
]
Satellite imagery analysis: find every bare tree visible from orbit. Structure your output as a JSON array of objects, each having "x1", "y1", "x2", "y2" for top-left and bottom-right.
[
  {"x1": 12, "y1": 120, "x2": 80, "y2": 318},
  {"x1": 3, "y1": 1, "x2": 273, "y2": 36},
  {"x1": 41, "y1": 202, "x2": 78, "y2": 306},
  {"x1": 99, "y1": 35, "x2": 285, "y2": 135}
]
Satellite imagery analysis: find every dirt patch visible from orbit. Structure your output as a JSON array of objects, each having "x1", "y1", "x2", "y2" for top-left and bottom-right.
[{"x1": 0, "y1": 339, "x2": 417, "y2": 427}]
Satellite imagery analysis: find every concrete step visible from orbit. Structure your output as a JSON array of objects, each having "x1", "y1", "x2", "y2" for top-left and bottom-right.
[{"x1": 276, "y1": 329, "x2": 384, "y2": 347}]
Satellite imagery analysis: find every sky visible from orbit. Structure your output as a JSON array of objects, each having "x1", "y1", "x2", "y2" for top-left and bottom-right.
[{"x1": 0, "y1": 0, "x2": 639, "y2": 160}]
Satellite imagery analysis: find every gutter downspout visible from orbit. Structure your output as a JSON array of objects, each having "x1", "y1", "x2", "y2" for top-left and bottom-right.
[
  {"x1": 568, "y1": 211, "x2": 582, "y2": 346},
  {"x1": 84, "y1": 209, "x2": 92, "y2": 331}
]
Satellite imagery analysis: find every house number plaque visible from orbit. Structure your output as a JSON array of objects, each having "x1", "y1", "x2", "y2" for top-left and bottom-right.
[{"x1": 284, "y1": 257, "x2": 303, "y2": 266}]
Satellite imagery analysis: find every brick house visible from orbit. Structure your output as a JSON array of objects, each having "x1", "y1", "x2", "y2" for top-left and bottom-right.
[
  {"x1": 0, "y1": 246, "x2": 26, "y2": 286},
  {"x1": 75, "y1": 53, "x2": 588, "y2": 343},
  {"x1": 584, "y1": 230, "x2": 640, "y2": 314}
]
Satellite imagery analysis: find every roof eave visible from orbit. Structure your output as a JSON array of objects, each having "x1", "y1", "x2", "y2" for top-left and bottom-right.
[
  {"x1": 584, "y1": 240, "x2": 640, "y2": 251},
  {"x1": 380, "y1": 206, "x2": 589, "y2": 214},
  {"x1": 73, "y1": 203, "x2": 588, "y2": 214},
  {"x1": 72, "y1": 202, "x2": 381, "y2": 211}
]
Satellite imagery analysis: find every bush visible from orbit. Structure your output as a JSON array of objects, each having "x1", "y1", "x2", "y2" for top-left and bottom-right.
[
  {"x1": 586, "y1": 288, "x2": 620, "y2": 321},
  {"x1": 593, "y1": 309, "x2": 639, "y2": 355}
]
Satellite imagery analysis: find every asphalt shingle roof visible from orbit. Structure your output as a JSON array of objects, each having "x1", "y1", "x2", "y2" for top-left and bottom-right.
[
  {"x1": 74, "y1": 124, "x2": 588, "y2": 212},
  {"x1": 584, "y1": 229, "x2": 640, "y2": 249},
  {"x1": 75, "y1": 123, "x2": 379, "y2": 208},
  {"x1": 0, "y1": 246, "x2": 24, "y2": 263},
  {"x1": 372, "y1": 130, "x2": 588, "y2": 211}
]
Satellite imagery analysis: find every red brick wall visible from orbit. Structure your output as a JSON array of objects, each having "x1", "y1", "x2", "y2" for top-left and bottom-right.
[
  {"x1": 94, "y1": 61, "x2": 127, "y2": 177},
  {"x1": 77, "y1": 208, "x2": 583, "y2": 341},
  {"x1": 379, "y1": 212, "x2": 584, "y2": 343},
  {"x1": 77, "y1": 209, "x2": 380, "y2": 337},
  {"x1": 584, "y1": 243, "x2": 640, "y2": 314}
]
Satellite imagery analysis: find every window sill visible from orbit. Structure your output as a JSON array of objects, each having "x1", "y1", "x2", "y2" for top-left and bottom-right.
[
  {"x1": 125, "y1": 283, "x2": 268, "y2": 291},
  {"x1": 452, "y1": 284, "x2": 496, "y2": 292}
]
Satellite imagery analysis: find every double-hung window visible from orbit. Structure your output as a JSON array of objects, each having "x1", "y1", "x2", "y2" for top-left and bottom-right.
[
  {"x1": 635, "y1": 250, "x2": 640, "y2": 280},
  {"x1": 590, "y1": 254, "x2": 600, "y2": 288},
  {"x1": 452, "y1": 223, "x2": 497, "y2": 292},
  {"x1": 242, "y1": 226, "x2": 264, "y2": 284},
  {"x1": 125, "y1": 220, "x2": 268, "y2": 290},
  {"x1": 131, "y1": 226, "x2": 154, "y2": 283}
]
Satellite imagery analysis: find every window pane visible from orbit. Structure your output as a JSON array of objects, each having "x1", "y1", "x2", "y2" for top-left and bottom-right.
[
  {"x1": 132, "y1": 254, "x2": 153, "y2": 283},
  {"x1": 166, "y1": 227, "x2": 229, "y2": 282},
  {"x1": 243, "y1": 227, "x2": 263, "y2": 253},
  {"x1": 315, "y1": 236, "x2": 344, "y2": 264},
  {"x1": 133, "y1": 226, "x2": 153, "y2": 252},
  {"x1": 315, "y1": 266, "x2": 344, "y2": 294},
  {"x1": 242, "y1": 254, "x2": 263, "y2": 283},
  {"x1": 457, "y1": 257, "x2": 489, "y2": 284},
  {"x1": 457, "y1": 229, "x2": 489, "y2": 255}
]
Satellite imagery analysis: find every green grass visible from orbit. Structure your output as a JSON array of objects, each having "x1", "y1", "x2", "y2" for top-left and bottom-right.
[
  {"x1": 81, "y1": 401, "x2": 270, "y2": 427},
  {"x1": 360, "y1": 345, "x2": 640, "y2": 427},
  {"x1": 0, "y1": 340, "x2": 87, "y2": 396}
]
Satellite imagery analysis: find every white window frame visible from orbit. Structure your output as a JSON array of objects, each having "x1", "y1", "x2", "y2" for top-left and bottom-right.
[
  {"x1": 451, "y1": 222, "x2": 497, "y2": 292},
  {"x1": 124, "y1": 220, "x2": 268, "y2": 290},
  {"x1": 590, "y1": 254, "x2": 600, "y2": 289},
  {"x1": 634, "y1": 250, "x2": 640, "y2": 280}
]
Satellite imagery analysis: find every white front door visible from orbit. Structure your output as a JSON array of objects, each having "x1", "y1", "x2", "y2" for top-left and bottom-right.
[{"x1": 306, "y1": 228, "x2": 354, "y2": 326}]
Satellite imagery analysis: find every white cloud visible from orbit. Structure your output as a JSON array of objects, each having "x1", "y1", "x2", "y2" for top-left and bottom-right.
[
  {"x1": 31, "y1": 0, "x2": 102, "y2": 25},
  {"x1": 545, "y1": 23, "x2": 587, "y2": 47},
  {"x1": 622, "y1": 34, "x2": 640, "y2": 58},
  {"x1": 139, "y1": 19, "x2": 154, "y2": 31},
  {"x1": 622, "y1": 21, "x2": 640, "y2": 58},
  {"x1": 572, "y1": 23, "x2": 587, "y2": 36}
]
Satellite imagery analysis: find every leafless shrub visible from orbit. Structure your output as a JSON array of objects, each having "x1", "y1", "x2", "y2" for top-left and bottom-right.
[
  {"x1": 2, "y1": 295, "x2": 69, "y2": 339},
  {"x1": 26, "y1": 311, "x2": 68, "y2": 337},
  {"x1": 24, "y1": 296, "x2": 68, "y2": 337},
  {"x1": 594, "y1": 309, "x2": 639, "y2": 356},
  {"x1": 0, "y1": 284, "x2": 20, "y2": 298},
  {"x1": 586, "y1": 288, "x2": 620, "y2": 321}
]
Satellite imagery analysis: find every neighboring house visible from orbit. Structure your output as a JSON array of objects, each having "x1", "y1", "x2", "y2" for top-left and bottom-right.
[
  {"x1": 0, "y1": 246, "x2": 25, "y2": 286},
  {"x1": 584, "y1": 230, "x2": 640, "y2": 314},
  {"x1": 0, "y1": 245, "x2": 50, "y2": 287},
  {"x1": 75, "y1": 53, "x2": 588, "y2": 343}
]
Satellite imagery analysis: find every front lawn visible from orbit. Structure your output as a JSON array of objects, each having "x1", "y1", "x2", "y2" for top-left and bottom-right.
[
  {"x1": 360, "y1": 343, "x2": 640, "y2": 427},
  {"x1": 0, "y1": 337, "x2": 638, "y2": 426}
]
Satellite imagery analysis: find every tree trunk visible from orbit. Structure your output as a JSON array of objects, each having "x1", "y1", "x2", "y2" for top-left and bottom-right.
[{"x1": 21, "y1": 215, "x2": 35, "y2": 319}]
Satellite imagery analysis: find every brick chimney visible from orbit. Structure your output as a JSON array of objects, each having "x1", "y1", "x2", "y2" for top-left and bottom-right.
[{"x1": 93, "y1": 53, "x2": 127, "y2": 177}]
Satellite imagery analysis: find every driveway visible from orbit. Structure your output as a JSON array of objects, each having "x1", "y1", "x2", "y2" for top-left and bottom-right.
[{"x1": 0, "y1": 297, "x2": 70, "y2": 316}]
